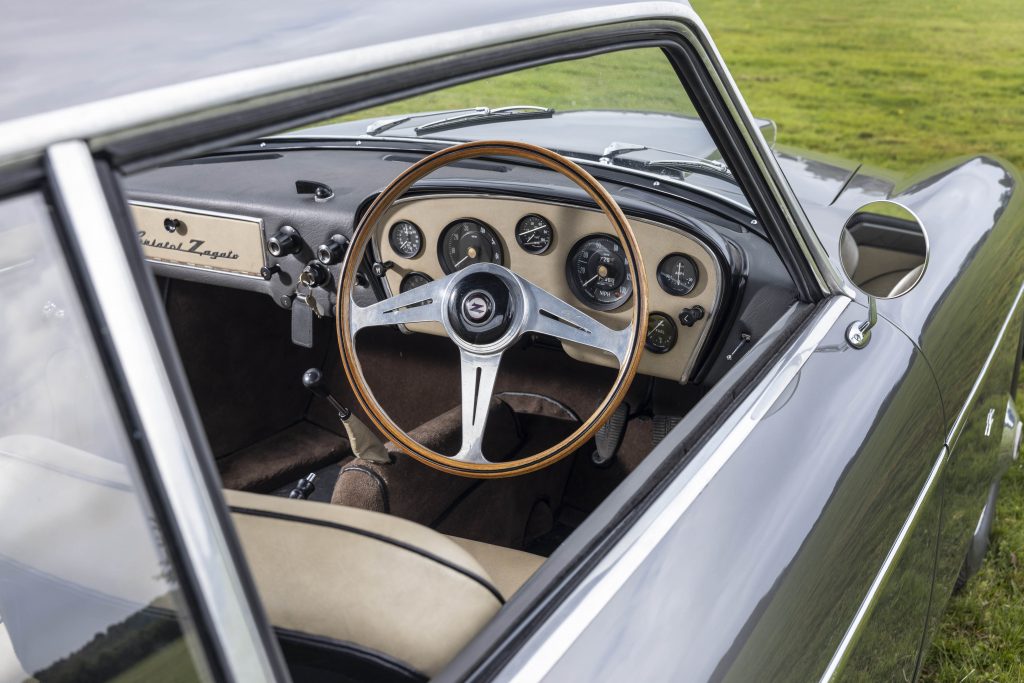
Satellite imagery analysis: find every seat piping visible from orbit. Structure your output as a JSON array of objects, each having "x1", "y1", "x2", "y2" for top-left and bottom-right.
[{"x1": 230, "y1": 506, "x2": 505, "y2": 604}]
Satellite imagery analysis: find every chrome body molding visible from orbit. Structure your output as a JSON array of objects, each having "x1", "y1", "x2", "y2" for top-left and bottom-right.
[
  {"x1": 497, "y1": 295, "x2": 851, "y2": 683},
  {"x1": 946, "y1": 280, "x2": 1024, "y2": 451},
  {"x1": 46, "y1": 141, "x2": 280, "y2": 682},
  {"x1": 819, "y1": 446, "x2": 948, "y2": 681}
]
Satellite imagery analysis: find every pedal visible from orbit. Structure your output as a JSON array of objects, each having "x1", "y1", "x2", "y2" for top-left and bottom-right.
[
  {"x1": 592, "y1": 403, "x2": 629, "y2": 467},
  {"x1": 652, "y1": 415, "x2": 682, "y2": 447}
]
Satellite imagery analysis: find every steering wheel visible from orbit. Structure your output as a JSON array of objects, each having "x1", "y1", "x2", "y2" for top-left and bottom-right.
[{"x1": 336, "y1": 140, "x2": 648, "y2": 477}]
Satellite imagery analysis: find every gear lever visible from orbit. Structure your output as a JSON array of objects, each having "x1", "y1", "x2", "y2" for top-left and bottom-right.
[{"x1": 303, "y1": 368, "x2": 392, "y2": 464}]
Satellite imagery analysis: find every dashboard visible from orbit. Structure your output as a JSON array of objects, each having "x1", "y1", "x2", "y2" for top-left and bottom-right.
[
  {"x1": 371, "y1": 195, "x2": 722, "y2": 382},
  {"x1": 123, "y1": 142, "x2": 796, "y2": 388}
]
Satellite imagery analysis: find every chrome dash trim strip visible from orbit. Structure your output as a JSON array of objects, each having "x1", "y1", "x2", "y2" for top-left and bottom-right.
[
  {"x1": 500, "y1": 295, "x2": 851, "y2": 683},
  {"x1": 947, "y1": 280, "x2": 1024, "y2": 450},
  {"x1": 47, "y1": 141, "x2": 281, "y2": 682},
  {"x1": 819, "y1": 446, "x2": 948, "y2": 682}
]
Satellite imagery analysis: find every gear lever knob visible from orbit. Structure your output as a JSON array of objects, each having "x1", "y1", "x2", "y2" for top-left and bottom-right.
[
  {"x1": 302, "y1": 368, "x2": 350, "y2": 418},
  {"x1": 301, "y1": 368, "x2": 391, "y2": 465}
]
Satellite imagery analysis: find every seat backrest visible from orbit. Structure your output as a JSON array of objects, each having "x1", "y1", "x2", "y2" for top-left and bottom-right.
[{"x1": 226, "y1": 489, "x2": 505, "y2": 680}]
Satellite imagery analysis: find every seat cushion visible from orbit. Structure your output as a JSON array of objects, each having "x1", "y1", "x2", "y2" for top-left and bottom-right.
[{"x1": 225, "y1": 490, "x2": 541, "y2": 677}]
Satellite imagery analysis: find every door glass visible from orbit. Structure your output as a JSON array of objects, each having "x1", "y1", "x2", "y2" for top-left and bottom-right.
[{"x1": 0, "y1": 193, "x2": 206, "y2": 682}]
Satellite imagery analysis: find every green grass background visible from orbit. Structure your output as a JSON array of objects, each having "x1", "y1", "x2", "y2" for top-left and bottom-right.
[{"x1": 694, "y1": 2, "x2": 1024, "y2": 680}]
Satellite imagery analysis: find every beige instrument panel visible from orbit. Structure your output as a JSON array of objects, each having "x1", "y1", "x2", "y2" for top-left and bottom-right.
[{"x1": 373, "y1": 195, "x2": 722, "y2": 383}]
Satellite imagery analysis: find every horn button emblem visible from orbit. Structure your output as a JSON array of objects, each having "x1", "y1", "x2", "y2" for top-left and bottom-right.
[
  {"x1": 447, "y1": 272, "x2": 517, "y2": 346},
  {"x1": 462, "y1": 291, "x2": 494, "y2": 325}
]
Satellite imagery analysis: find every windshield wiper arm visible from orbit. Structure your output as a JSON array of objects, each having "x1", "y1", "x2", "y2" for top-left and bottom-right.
[
  {"x1": 599, "y1": 141, "x2": 734, "y2": 184},
  {"x1": 414, "y1": 106, "x2": 554, "y2": 134},
  {"x1": 366, "y1": 107, "x2": 488, "y2": 136}
]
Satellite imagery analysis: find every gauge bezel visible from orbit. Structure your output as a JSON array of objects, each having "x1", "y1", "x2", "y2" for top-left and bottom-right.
[
  {"x1": 437, "y1": 218, "x2": 506, "y2": 274},
  {"x1": 656, "y1": 252, "x2": 700, "y2": 296},
  {"x1": 644, "y1": 312, "x2": 678, "y2": 354},
  {"x1": 399, "y1": 271, "x2": 433, "y2": 293},
  {"x1": 514, "y1": 213, "x2": 554, "y2": 255},
  {"x1": 564, "y1": 233, "x2": 634, "y2": 312},
  {"x1": 388, "y1": 220, "x2": 424, "y2": 259}
]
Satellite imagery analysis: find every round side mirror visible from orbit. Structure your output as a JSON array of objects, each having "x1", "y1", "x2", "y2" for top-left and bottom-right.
[{"x1": 839, "y1": 200, "x2": 928, "y2": 298}]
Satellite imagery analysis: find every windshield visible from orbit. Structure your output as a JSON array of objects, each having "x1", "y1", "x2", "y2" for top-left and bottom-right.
[{"x1": 280, "y1": 48, "x2": 753, "y2": 205}]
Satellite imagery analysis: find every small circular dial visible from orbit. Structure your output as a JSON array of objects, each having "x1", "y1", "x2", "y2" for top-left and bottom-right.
[
  {"x1": 439, "y1": 219, "x2": 505, "y2": 274},
  {"x1": 388, "y1": 220, "x2": 423, "y2": 259},
  {"x1": 515, "y1": 214, "x2": 554, "y2": 254},
  {"x1": 399, "y1": 271, "x2": 432, "y2": 293},
  {"x1": 645, "y1": 312, "x2": 678, "y2": 354},
  {"x1": 566, "y1": 235, "x2": 633, "y2": 310},
  {"x1": 657, "y1": 253, "x2": 700, "y2": 296}
]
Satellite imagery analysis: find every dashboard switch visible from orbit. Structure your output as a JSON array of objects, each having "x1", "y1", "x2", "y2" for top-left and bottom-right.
[
  {"x1": 267, "y1": 225, "x2": 301, "y2": 257},
  {"x1": 260, "y1": 264, "x2": 281, "y2": 281},
  {"x1": 678, "y1": 305, "x2": 705, "y2": 327},
  {"x1": 316, "y1": 235, "x2": 349, "y2": 265},
  {"x1": 302, "y1": 261, "x2": 330, "y2": 288}
]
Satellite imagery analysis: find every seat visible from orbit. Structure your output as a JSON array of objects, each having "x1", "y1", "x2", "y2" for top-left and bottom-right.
[
  {"x1": 226, "y1": 489, "x2": 544, "y2": 681},
  {"x1": 0, "y1": 435, "x2": 542, "y2": 682}
]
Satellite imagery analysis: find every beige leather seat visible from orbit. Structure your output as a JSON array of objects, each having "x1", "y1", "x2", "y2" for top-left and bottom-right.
[
  {"x1": 0, "y1": 435, "x2": 542, "y2": 682},
  {"x1": 226, "y1": 489, "x2": 544, "y2": 679}
]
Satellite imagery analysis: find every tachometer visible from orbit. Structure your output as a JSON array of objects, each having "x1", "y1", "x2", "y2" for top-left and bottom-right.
[
  {"x1": 565, "y1": 235, "x2": 633, "y2": 310},
  {"x1": 438, "y1": 219, "x2": 505, "y2": 273}
]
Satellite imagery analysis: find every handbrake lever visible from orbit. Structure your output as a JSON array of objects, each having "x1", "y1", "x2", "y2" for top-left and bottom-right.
[{"x1": 302, "y1": 368, "x2": 392, "y2": 464}]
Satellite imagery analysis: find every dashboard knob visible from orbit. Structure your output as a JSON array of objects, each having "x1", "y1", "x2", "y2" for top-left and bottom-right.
[
  {"x1": 267, "y1": 225, "x2": 301, "y2": 257},
  {"x1": 678, "y1": 305, "x2": 705, "y2": 327},
  {"x1": 260, "y1": 264, "x2": 281, "y2": 281},
  {"x1": 316, "y1": 235, "x2": 349, "y2": 265}
]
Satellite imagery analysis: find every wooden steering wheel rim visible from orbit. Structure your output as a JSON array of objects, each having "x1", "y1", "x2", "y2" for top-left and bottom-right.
[{"x1": 336, "y1": 140, "x2": 648, "y2": 478}]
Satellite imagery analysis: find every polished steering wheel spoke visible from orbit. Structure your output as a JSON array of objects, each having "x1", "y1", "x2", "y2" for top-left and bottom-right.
[
  {"x1": 521, "y1": 279, "x2": 632, "y2": 365},
  {"x1": 453, "y1": 349, "x2": 502, "y2": 464},
  {"x1": 349, "y1": 277, "x2": 446, "y2": 332}
]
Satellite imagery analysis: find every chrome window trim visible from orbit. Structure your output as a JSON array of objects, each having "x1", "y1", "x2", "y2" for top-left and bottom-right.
[
  {"x1": 46, "y1": 140, "x2": 281, "y2": 682},
  {"x1": 495, "y1": 295, "x2": 851, "y2": 683}
]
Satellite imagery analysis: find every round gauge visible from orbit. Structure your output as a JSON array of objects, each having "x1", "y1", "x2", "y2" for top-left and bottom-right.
[
  {"x1": 565, "y1": 235, "x2": 633, "y2": 311},
  {"x1": 645, "y1": 312, "x2": 678, "y2": 354},
  {"x1": 399, "y1": 271, "x2": 433, "y2": 293},
  {"x1": 389, "y1": 220, "x2": 423, "y2": 259},
  {"x1": 515, "y1": 214, "x2": 554, "y2": 254},
  {"x1": 657, "y1": 253, "x2": 700, "y2": 296},
  {"x1": 438, "y1": 219, "x2": 505, "y2": 273}
]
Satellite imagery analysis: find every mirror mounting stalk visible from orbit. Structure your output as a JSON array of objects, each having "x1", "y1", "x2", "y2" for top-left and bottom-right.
[{"x1": 846, "y1": 296, "x2": 877, "y2": 349}]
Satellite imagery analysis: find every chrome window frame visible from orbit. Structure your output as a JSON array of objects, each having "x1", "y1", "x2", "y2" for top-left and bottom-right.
[{"x1": 44, "y1": 141, "x2": 288, "y2": 682}]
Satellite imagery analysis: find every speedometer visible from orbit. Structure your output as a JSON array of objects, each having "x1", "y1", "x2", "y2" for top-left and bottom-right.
[
  {"x1": 565, "y1": 235, "x2": 633, "y2": 310},
  {"x1": 438, "y1": 219, "x2": 505, "y2": 274}
]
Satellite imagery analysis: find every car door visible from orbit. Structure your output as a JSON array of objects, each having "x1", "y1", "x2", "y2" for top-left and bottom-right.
[
  {"x1": 0, "y1": 143, "x2": 287, "y2": 682},
  {"x1": 489, "y1": 296, "x2": 945, "y2": 682}
]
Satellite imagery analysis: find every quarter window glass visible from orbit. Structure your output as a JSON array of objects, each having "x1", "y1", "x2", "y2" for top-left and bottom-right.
[{"x1": 0, "y1": 193, "x2": 205, "y2": 682}]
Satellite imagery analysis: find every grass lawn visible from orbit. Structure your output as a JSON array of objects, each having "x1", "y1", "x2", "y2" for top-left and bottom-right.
[{"x1": 693, "y1": 1, "x2": 1024, "y2": 679}]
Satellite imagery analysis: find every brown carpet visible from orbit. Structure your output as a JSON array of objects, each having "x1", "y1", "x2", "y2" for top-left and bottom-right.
[{"x1": 219, "y1": 421, "x2": 348, "y2": 492}]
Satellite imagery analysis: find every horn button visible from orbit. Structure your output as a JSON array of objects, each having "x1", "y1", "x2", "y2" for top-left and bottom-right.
[{"x1": 447, "y1": 272, "x2": 517, "y2": 346}]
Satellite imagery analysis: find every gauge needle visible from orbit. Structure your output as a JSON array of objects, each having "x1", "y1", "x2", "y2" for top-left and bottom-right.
[
  {"x1": 582, "y1": 274, "x2": 600, "y2": 287},
  {"x1": 454, "y1": 254, "x2": 471, "y2": 268},
  {"x1": 519, "y1": 225, "x2": 546, "y2": 235},
  {"x1": 649, "y1": 319, "x2": 664, "y2": 335}
]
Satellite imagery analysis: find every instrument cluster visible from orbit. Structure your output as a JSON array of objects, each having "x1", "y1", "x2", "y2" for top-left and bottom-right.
[{"x1": 371, "y1": 195, "x2": 721, "y2": 382}]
